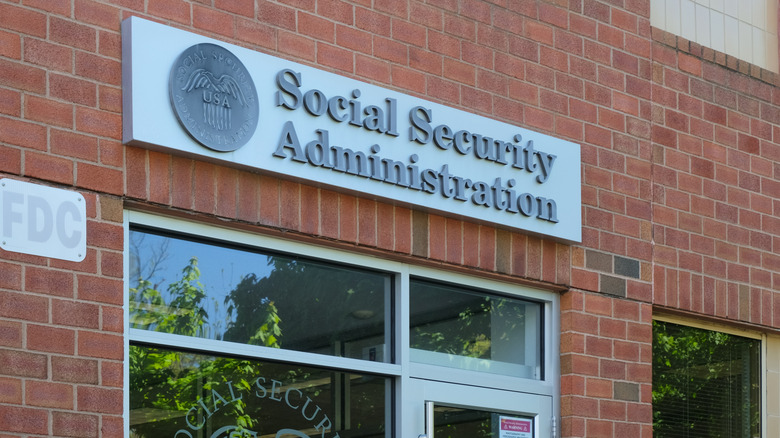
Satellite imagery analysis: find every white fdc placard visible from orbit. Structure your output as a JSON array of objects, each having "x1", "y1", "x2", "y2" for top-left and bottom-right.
[
  {"x1": 0, "y1": 179, "x2": 87, "y2": 262},
  {"x1": 122, "y1": 17, "x2": 582, "y2": 243}
]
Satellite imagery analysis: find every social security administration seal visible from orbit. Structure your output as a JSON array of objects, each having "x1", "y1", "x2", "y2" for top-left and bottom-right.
[{"x1": 169, "y1": 43, "x2": 259, "y2": 152}]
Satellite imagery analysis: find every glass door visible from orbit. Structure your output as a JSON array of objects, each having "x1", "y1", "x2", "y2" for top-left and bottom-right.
[{"x1": 403, "y1": 379, "x2": 553, "y2": 438}]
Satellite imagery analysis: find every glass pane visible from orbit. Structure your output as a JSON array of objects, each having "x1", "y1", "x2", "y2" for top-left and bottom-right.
[
  {"x1": 432, "y1": 405, "x2": 533, "y2": 438},
  {"x1": 129, "y1": 228, "x2": 391, "y2": 362},
  {"x1": 409, "y1": 279, "x2": 542, "y2": 379},
  {"x1": 130, "y1": 345, "x2": 389, "y2": 438},
  {"x1": 652, "y1": 320, "x2": 761, "y2": 438}
]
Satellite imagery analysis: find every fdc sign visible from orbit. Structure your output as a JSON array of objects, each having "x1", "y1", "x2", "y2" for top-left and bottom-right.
[{"x1": 0, "y1": 179, "x2": 87, "y2": 262}]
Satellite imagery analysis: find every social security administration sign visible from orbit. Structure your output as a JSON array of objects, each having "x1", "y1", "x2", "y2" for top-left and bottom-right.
[{"x1": 122, "y1": 17, "x2": 581, "y2": 243}]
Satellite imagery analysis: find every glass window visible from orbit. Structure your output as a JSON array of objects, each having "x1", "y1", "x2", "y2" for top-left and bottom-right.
[
  {"x1": 126, "y1": 212, "x2": 558, "y2": 438},
  {"x1": 129, "y1": 227, "x2": 392, "y2": 362},
  {"x1": 430, "y1": 404, "x2": 533, "y2": 438},
  {"x1": 652, "y1": 320, "x2": 761, "y2": 438},
  {"x1": 129, "y1": 345, "x2": 388, "y2": 438},
  {"x1": 410, "y1": 278, "x2": 542, "y2": 379}
]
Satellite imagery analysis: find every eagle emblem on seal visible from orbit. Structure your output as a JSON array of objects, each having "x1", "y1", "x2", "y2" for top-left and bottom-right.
[
  {"x1": 169, "y1": 43, "x2": 259, "y2": 152},
  {"x1": 181, "y1": 69, "x2": 250, "y2": 131}
]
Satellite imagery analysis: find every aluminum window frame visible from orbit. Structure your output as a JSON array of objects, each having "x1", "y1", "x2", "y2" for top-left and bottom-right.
[
  {"x1": 123, "y1": 210, "x2": 560, "y2": 437},
  {"x1": 652, "y1": 313, "x2": 767, "y2": 438}
]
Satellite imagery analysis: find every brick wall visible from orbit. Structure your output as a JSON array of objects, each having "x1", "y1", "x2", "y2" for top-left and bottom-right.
[{"x1": 0, "y1": 1, "x2": 778, "y2": 437}]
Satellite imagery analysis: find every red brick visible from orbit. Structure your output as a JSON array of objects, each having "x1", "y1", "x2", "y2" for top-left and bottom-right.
[
  {"x1": 356, "y1": 198, "x2": 377, "y2": 246},
  {"x1": 298, "y1": 12, "x2": 335, "y2": 43},
  {"x1": 26, "y1": 96, "x2": 73, "y2": 129},
  {"x1": 77, "y1": 274, "x2": 122, "y2": 305},
  {"x1": 0, "y1": 377, "x2": 21, "y2": 404},
  {"x1": 460, "y1": 221, "x2": 478, "y2": 267},
  {"x1": 52, "y1": 356, "x2": 99, "y2": 384},
  {"x1": 0, "y1": 3, "x2": 47, "y2": 38},
  {"x1": 427, "y1": 76, "x2": 459, "y2": 105},
  {"x1": 75, "y1": 107, "x2": 122, "y2": 139},
  {"x1": 300, "y1": 184, "x2": 320, "y2": 235},
  {"x1": 25, "y1": 266, "x2": 73, "y2": 297},
  {"x1": 28, "y1": 324, "x2": 75, "y2": 355},
  {"x1": 408, "y1": 47, "x2": 444, "y2": 76},
  {"x1": 443, "y1": 57, "x2": 475, "y2": 85},
  {"x1": 279, "y1": 179, "x2": 300, "y2": 230},
  {"x1": 393, "y1": 19, "x2": 426, "y2": 47},
  {"x1": 410, "y1": 2, "x2": 443, "y2": 29},
  {"x1": 26, "y1": 380, "x2": 73, "y2": 409},
  {"x1": 585, "y1": 377, "x2": 613, "y2": 398},
  {"x1": 444, "y1": 13, "x2": 476, "y2": 41},
  {"x1": 258, "y1": 175, "x2": 280, "y2": 226},
  {"x1": 50, "y1": 16, "x2": 96, "y2": 52},
  {"x1": 236, "y1": 18, "x2": 276, "y2": 49},
  {"x1": 337, "y1": 193, "x2": 357, "y2": 242},
  {"x1": 236, "y1": 172, "x2": 260, "y2": 223},
  {"x1": 461, "y1": 41, "x2": 491, "y2": 70},
  {"x1": 51, "y1": 136, "x2": 97, "y2": 170},
  {"x1": 0, "y1": 406, "x2": 48, "y2": 435},
  {"x1": 0, "y1": 88, "x2": 20, "y2": 118},
  {"x1": 425, "y1": 214, "x2": 443, "y2": 260},
  {"x1": 375, "y1": 36, "x2": 408, "y2": 64},
  {"x1": 98, "y1": 28, "x2": 121, "y2": 58},
  {"x1": 214, "y1": 0, "x2": 255, "y2": 18},
  {"x1": 356, "y1": 54, "x2": 390, "y2": 83},
  {"x1": 318, "y1": 189, "x2": 339, "y2": 239},
  {"x1": 462, "y1": 86, "x2": 491, "y2": 114},
  {"x1": 0, "y1": 320, "x2": 22, "y2": 348},
  {"x1": 77, "y1": 386, "x2": 123, "y2": 414},
  {"x1": 75, "y1": 0, "x2": 120, "y2": 30},
  {"x1": 50, "y1": 73, "x2": 98, "y2": 107},
  {"x1": 337, "y1": 25, "x2": 372, "y2": 54},
  {"x1": 356, "y1": 7, "x2": 391, "y2": 36},
  {"x1": 77, "y1": 331, "x2": 123, "y2": 360},
  {"x1": 375, "y1": 0, "x2": 406, "y2": 18},
  {"x1": 525, "y1": 19, "x2": 553, "y2": 45},
  {"x1": 75, "y1": 51, "x2": 121, "y2": 86},
  {"x1": 524, "y1": 107, "x2": 554, "y2": 133},
  {"x1": 102, "y1": 305, "x2": 123, "y2": 334},
  {"x1": 52, "y1": 299, "x2": 100, "y2": 329},
  {"x1": 315, "y1": 42, "x2": 355, "y2": 73},
  {"x1": 193, "y1": 5, "x2": 235, "y2": 39},
  {"x1": 317, "y1": 0, "x2": 353, "y2": 24},
  {"x1": 478, "y1": 23, "x2": 508, "y2": 51},
  {"x1": 258, "y1": 1, "x2": 295, "y2": 31},
  {"x1": 0, "y1": 349, "x2": 47, "y2": 379},
  {"x1": 52, "y1": 411, "x2": 99, "y2": 438},
  {"x1": 278, "y1": 31, "x2": 316, "y2": 61},
  {"x1": 77, "y1": 162, "x2": 123, "y2": 195},
  {"x1": 101, "y1": 415, "x2": 124, "y2": 437},
  {"x1": 494, "y1": 8, "x2": 523, "y2": 34},
  {"x1": 0, "y1": 31, "x2": 22, "y2": 61},
  {"x1": 147, "y1": 0, "x2": 191, "y2": 24},
  {"x1": 101, "y1": 360, "x2": 123, "y2": 387},
  {"x1": 25, "y1": 0, "x2": 72, "y2": 16},
  {"x1": 538, "y1": 2, "x2": 568, "y2": 29},
  {"x1": 443, "y1": 217, "x2": 462, "y2": 264},
  {"x1": 0, "y1": 117, "x2": 45, "y2": 152}
]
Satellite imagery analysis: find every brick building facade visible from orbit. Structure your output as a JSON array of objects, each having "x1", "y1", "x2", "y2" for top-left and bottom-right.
[{"x1": 0, "y1": 0, "x2": 778, "y2": 437}]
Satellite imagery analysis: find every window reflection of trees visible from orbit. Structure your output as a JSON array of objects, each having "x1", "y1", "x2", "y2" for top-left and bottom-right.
[
  {"x1": 652, "y1": 320, "x2": 761, "y2": 438},
  {"x1": 129, "y1": 229, "x2": 389, "y2": 357},
  {"x1": 128, "y1": 230, "x2": 388, "y2": 438}
]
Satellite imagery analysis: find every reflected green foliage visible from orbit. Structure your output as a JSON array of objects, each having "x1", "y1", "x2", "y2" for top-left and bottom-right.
[
  {"x1": 128, "y1": 232, "x2": 389, "y2": 438},
  {"x1": 412, "y1": 297, "x2": 495, "y2": 358},
  {"x1": 652, "y1": 320, "x2": 760, "y2": 438},
  {"x1": 410, "y1": 281, "x2": 529, "y2": 361},
  {"x1": 219, "y1": 257, "x2": 385, "y2": 355},
  {"x1": 129, "y1": 228, "x2": 388, "y2": 358},
  {"x1": 130, "y1": 257, "x2": 274, "y2": 436}
]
